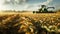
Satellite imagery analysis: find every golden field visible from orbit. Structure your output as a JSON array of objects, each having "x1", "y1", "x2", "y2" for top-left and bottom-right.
[{"x1": 0, "y1": 11, "x2": 60, "y2": 34}]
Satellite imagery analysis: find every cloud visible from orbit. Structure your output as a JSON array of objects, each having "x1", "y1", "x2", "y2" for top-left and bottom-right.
[
  {"x1": 25, "y1": 0, "x2": 53, "y2": 11},
  {"x1": 4, "y1": 0, "x2": 28, "y2": 5},
  {"x1": 0, "y1": 0, "x2": 54, "y2": 11},
  {"x1": 42, "y1": 0, "x2": 53, "y2": 5}
]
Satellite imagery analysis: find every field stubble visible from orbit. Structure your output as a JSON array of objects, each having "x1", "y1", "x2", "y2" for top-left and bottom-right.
[{"x1": 0, "y1": 12, "x2": 60, "y2": 34}]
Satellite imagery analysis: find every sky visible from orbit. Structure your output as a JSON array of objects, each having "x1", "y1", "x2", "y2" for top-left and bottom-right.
[{"x1": 0, "y1": 0, "x2": 60, "y2": 11}]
